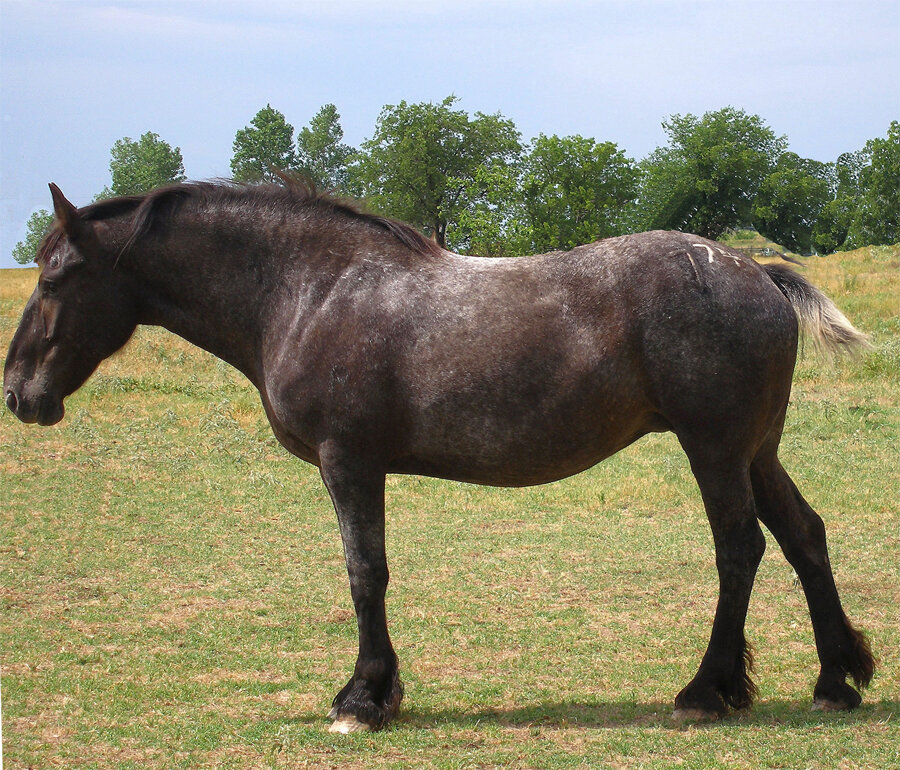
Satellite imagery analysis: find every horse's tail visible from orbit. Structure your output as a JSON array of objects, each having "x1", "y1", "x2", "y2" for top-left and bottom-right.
[{"x1": 762, "y1": 263, "x2": 871, "y2": 356}]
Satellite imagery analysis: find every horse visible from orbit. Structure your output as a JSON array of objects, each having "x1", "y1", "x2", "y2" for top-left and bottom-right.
[{"x1": 4, "y1": 179, "x2": 875, "y2": 733}]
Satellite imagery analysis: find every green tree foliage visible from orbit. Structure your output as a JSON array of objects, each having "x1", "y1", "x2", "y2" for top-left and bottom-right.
[
  {"x1": 231, "y1": 105, "x2": 297, "y2": 183},
  {"x1": 108, "y1": 131, "x2": 186, "y2": 196},
  {"x1": 13, "y1": 104, "x2": 892, "y2": 269},
  {"x1": 846, "y1": 121, "x2": 900, "y2": 248},
  {"x1": 637, "y1": 107, "x2": 786, "y2": 239},
  {"x1": 523, "y1": 134, "x2": 639, "y2": 252},
  {"x1": 295, "y1": 104, "x2": 355, "y2": 191},
  {"x1": 12, "y1": 209, "x2": 53, "y2": 265},
  {"x1": 811, "y1": 151, "x2": 867, "y2": 254},
  {"x1": 454, "y1": 161, "x2": 532, "y2": 257},
  {"x1": 354, "y1": 96, "x2": 522, "y2": 248},
  {"x1": 752, "y1": 153, "x2": 831, "y2": 254}
]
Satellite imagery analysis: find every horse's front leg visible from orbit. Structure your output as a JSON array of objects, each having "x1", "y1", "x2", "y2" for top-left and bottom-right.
[{"x1": 319, "y1": 450, "x2": 403, "y2": 733}]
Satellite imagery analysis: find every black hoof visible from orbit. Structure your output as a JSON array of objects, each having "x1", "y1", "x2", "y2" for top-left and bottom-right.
[
  {"x1": 813, "y1": 680, "x2": 862, "y2": 712},
  {"x1": 328, "y1": 668, "x2": 404, "y2": 732},
  {"x1": 674, "y1": 682, "x2": 728, "y2": 721}
]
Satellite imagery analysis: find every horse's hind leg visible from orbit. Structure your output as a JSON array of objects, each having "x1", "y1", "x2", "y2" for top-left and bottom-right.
[
  {"x1": 750, "y1": 440, "x2": 874, "y2": 710},
  {"x1": 674, "y1": 449, "x2": 767, "y2": 719}
]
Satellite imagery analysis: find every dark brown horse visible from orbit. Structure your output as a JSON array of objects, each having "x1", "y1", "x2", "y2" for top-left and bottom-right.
[{"x1": 4, "y1": 179, "x2": 874, "y2": 732}]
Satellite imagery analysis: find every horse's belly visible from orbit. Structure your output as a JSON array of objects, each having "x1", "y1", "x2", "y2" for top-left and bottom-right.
[{"x1": 391, "y1": 399, "x2": 663, "y2": 487}]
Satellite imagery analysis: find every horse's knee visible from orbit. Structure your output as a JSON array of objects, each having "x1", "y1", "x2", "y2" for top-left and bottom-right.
[{"x1": 714, "y1": 519, "x2": 766, "y2": 577}]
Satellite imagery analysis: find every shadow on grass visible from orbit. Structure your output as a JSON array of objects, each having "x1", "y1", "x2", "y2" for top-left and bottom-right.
[
  {"x1": 392, "y1": 698, "x2": 900, "y2": 731},
  {"x1": 261, "y1": 697, "x2": 898, "y2": 737}
]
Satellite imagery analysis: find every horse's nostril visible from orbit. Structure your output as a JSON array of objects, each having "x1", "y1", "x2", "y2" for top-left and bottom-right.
[{"x1": 5, "y1": 390, "x2": 18, "y2": 413}]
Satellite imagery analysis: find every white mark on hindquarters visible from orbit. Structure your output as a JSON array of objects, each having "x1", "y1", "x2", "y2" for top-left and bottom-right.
[
  {"x1": 693, "y1": 243, "x2": 715, "y2": 263},
  {"x1": 685, "y1": 252, "x2": 703, "y2": 285},
  {"x1": 723, "y1": 248, "x2": 743, "y2": 266}
]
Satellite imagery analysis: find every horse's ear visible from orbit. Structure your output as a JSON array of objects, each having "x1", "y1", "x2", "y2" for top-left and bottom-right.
[{"x1": 49, "y1": 183, "x2": 88, "y2": 241}]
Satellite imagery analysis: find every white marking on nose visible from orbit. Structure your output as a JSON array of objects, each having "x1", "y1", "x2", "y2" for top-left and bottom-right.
[{"x1": 693, "y1": 243, "x2": 715, "y2": 263}]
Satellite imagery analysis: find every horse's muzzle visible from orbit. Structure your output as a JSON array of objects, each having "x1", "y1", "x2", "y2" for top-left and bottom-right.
[{"x1": 4, "y1": 386, "x2": 64, "y2": 425}]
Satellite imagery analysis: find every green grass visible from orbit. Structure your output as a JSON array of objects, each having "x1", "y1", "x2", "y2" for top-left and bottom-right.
[
  {"x1": 721, "y1": 228, "x2": 794, "y2": 257},
  {"x1": 2, "y1": 247, "x2": 898, "y2": 768}
]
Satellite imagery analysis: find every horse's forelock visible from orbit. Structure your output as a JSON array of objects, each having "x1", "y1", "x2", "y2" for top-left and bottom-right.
[{"x1": 35, "y1": 227, "x2": 64, "y2": 267}]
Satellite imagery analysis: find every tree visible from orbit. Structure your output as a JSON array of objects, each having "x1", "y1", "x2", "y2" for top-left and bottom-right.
[
  {"x1": 295, "y1": 104, "x2": 355, "y2": 191},
  {"x1": 846, "y1": 121, "x2": 900, "y2": 248},
  {"x1": 752, "y1": 153, "x2": 831, "y2": 254},
  {"x1": 522, "y1": 134, "x2": 639, "y2": 252},
  {"x1": 637, "y1": 107, "x2": 786, "y2": 239},
  {"x1": 11, "y1": 209, "x2": 53, "y2": 265},
  {"x1": 811, "y1": 150, "x2": 867, "y2": 254},
  {"x1": 454, "y1": 161, "x2": 532, "y2": 257},
  {"x1": 231, "y1": 105, "x2": 297, "y2": 183},
  {"x1": 354, "y1": 96, "x2": 522, "y2": 248},
  {"x1": 108, "y1": 131, "x2": 185, "y2": 196}
]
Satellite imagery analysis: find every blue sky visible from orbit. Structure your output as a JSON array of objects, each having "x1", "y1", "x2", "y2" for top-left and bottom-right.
[{"x1": 1, "y1": 0, "x2": 898, "y2": 268}]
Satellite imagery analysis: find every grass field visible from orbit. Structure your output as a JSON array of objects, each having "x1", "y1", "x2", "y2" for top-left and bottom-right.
[{"x1": 1, "y1": 245, "x2": 898, "y2": 769}]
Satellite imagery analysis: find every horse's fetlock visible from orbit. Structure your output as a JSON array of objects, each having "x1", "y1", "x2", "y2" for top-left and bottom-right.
[{"x1": 355, "y1": 655, "x2": 395, "y2": 684}]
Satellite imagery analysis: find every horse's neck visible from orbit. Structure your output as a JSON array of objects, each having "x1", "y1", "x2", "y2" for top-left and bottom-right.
[{"x1": 129, "y1": 226, "x2": 281, "y2": 386}]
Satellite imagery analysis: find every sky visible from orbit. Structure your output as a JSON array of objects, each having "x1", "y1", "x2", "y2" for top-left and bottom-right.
[{"x1": 1, "y1": 0, "x2": 898, "y2": 269}]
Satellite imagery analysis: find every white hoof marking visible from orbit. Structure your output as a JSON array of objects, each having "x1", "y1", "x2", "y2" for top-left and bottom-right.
[
  {"x1": 812, "y1": 699, "x2": 844, "y2": 712},
  {"x1": 328, "y1": 715, "x2": 372, "y2": 734},
  {"x1": 672, "y1": 707, "x2": 720, "y2": 722}
]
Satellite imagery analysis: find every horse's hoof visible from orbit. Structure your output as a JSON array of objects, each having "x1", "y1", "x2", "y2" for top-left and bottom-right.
[
  {"x1": 812, "y1": 680, "x2": 862, "y2": 712},
  {"x1": 672, "y1": 707, "x2": 720, "y2": 723},
  {"x1": 328, "y1": 714, "x2": 372, "y2": 734},
  {"x1": 812, "y1": 698, "x2": 856, "y2": 712}
]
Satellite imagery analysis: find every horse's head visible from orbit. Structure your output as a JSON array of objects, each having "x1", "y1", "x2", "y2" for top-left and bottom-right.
[{"x1": 4, "y1": 184, "x2": 139, "y2": 425}]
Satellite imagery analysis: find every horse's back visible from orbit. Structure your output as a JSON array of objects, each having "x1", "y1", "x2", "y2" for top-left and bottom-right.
[
  {"x1": 385, "y1": 232, "x2": 797, "y2": 483},
  {"x1": 263, "y1": 230, "x2": 799, "y2": 484}
]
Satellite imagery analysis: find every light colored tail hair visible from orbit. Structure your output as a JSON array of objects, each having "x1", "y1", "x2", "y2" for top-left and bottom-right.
[{"x1": 762, "y1": 264, "x2": 872, "y2": 356}]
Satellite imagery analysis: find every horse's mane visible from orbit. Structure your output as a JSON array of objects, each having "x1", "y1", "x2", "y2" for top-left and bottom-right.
[{"x1": 41, "y1": 176, "x2": 444, "y2": 262}]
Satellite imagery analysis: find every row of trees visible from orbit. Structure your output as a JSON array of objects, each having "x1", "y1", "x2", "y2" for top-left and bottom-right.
[{"x1": 13, "y1": 99, "x2": 899, "y2": 264}]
